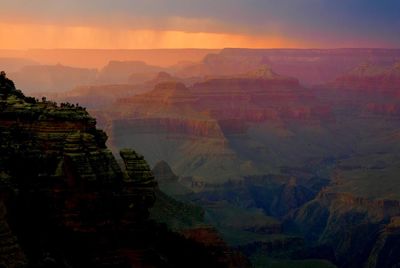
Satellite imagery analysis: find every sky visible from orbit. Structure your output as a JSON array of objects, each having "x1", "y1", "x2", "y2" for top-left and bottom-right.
[{"x1": 0, "y1": 0, "x2": 399, "y2": 49}]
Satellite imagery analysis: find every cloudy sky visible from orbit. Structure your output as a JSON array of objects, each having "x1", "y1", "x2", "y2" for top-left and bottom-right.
[{"x1": 0, "y1": 0, "x2": 399, "y2": 49}]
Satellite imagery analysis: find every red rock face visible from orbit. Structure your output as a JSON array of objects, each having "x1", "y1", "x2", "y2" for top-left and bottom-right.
[
  {"x1": 101, "y1": 68, "x2": 336, "y2": 181},
  {"x1": 116, "y1": 67, "x2": 319, "y2": 105},
  {"x1": 109, "y1": 70, "x2": 331, "y2": 140},
  {"x1": 112, "y1": 82, "x2": 227, "y2": 138},
  {"x1": 189, "y1": 73, "x2": 328, "y2": 123}
]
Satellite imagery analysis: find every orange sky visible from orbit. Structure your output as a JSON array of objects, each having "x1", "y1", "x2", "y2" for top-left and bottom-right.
[
  {"x1": 1, "y1": 0, "x2": 399, "y2": 50},
  {"x1": 0, "y1": 23, "x2": 309, "y2": 50}
]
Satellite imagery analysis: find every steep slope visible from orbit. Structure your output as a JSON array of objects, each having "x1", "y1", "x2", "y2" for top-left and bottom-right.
[
  {"x1": 0, "y1": 71, "x2": 155, "y2": 266},
  {"x1": 0, "y1": 72, "x2": 245, "y2": 267},
  {"x1": 290, "y1": 189, "x2": 400, "y2": 267},
  {"x1": 287, "y1": 124, "x2": 400, "y2": 267},
  {"x1": 106, "y1": 81, "x2": 242, "y2": 182},
  {"x1": 150, "y1": 161, "x2": 252, "y2": 267}
]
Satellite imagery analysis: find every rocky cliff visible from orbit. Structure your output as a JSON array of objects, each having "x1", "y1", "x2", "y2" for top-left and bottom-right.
[
  {"x1": 110, "y1": 68, "x2": 331, "y2": 133},
  {"x1": 0, "y1": 71, "x2": 156, "y2": 266},
  {"x1": 0, "y1": 72, "x2": 243, "y2": 267},
  {"x1": 112, "y1": 82, "x2": 227, "y2": 138},
  {"x1": 149, "y1": 161, "x2": 251, "y2": 267},
  {"x1": 99, "y1": 67, "x2": 335, "y2": 182},
  {"x1": 188, "y1": 66, "x2": 329, "y2": 124},
  {"x1": 289, "y1": 188, "x2": 400, "y2": 267}
]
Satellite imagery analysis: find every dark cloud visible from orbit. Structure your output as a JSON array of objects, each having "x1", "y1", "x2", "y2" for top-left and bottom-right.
[{"x1": 1, "y1": 0, "x2": 400, "y2": 46}]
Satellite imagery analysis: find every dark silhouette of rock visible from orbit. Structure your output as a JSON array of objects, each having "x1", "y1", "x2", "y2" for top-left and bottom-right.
[{"x1": 0, "y1": 76, "x2": 246, "y2": 267}]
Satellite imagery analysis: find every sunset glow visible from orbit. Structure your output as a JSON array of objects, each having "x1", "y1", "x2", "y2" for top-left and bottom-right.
[
  {"x1": 0, "y1": 23, "x2": 308, "y2": 50},
  {"x1": 1, "y1": 0, "x2": 400, "y2": 49}
]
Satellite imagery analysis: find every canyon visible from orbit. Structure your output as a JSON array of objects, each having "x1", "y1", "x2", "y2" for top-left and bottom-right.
[
  {"x1": 97, "y1": 54, "x2": 400, "y2": 267},
  {"x1": 2, "y1": 48, "x2": 400, "y2": 267},
  {"x1": 0, "y1": 73, "x2": 248, "y2": 267}
]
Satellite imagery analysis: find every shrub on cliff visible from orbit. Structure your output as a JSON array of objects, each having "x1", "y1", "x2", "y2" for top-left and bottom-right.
[
  {"x1": 0, "y1": 71, "x2": 37, "y2": 104},
  {"x1": 0, "y1": 71, "x2": 15, "y2": 97}
]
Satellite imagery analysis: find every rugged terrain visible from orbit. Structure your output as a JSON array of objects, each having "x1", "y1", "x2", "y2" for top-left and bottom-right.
[
  {"x1": 0, "y1": 72, "x2": 249, "y2": 267},
  {"x1": 92, "y1": 57, "x2": 400, "y2": 267},
  {"x1": 4, "y1": 49, "x2": 400, "y2": 267},
  {"x1": 103, "y1": 66, "x2": 333, "y2": 182}
]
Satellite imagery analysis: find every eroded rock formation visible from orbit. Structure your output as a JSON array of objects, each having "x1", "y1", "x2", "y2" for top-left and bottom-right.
[{"x1": 0, "y1": 73, "x2": 242, "y2": 267}]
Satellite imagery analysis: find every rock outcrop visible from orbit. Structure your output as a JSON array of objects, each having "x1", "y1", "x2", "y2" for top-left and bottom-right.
[
  {"x1": 0, "y1": 71, "x2": 158, "y2": 266},
  {"x1": 0, "y1": 73, "x2": 241, "y2": 267}
]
